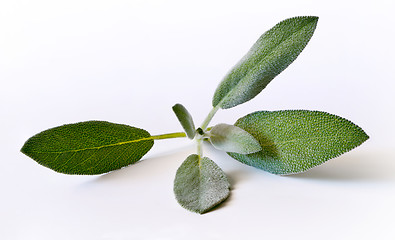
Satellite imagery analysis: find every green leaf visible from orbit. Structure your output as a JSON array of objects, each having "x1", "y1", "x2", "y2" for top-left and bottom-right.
[
  {"x1": 228, "y1": 110, "x2": 369, "y2": 175},
  {"x1": 212, "y1": 16, "x2": 318, "y2": 109},
  {"x1": 21, "y1": 121, "x2": 154, "y2": 175},
  {"x1": 209, "y1": 123, "x2": 262, "y2": 154},
  {"x1": 172, "y1": 103, "x2": 196, "y2": 139},
  {"x1": 174, "y1": 154, "x2": 230, "y2": 214}
]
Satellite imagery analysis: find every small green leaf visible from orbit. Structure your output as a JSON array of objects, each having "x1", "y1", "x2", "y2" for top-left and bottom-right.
[
  {"x1": 228, "y1": 110, "x2": 369, "y2": 175},
  {"x1": 172, "y1": 103, "x2": 196, "y2": 139},
  {"x1": 174, "y1": 154, "x2": 230, "y2": 214},
  {"x1": 212, "y1": 16, "x2": 318, "y2": 109},
  {"x1": 209, "y1": 123, "x2": 262, "y2": 154},
  {"x1": 21, "y1": 121, "x2": 154, "y2": 175}
]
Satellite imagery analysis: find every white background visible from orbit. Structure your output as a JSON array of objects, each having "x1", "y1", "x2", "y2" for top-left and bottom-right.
[{"x1": 1, "y1": 0, "x2": 395, "y2": 239}]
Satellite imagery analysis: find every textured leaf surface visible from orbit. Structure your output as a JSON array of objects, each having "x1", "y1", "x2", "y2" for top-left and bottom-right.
[
  {"x1": 212, "y1": 16, "x2": 318, "y2": 109},
  {"x1": 21, "y1": 121, "x2": 154, "y2": 175},
  {"x1": 228, "y1": 110, "x2": 369, "y2": 175},
  {"x1": 172, "y1": 103, "x2": 196, "y2": 139},
  {"x1": 174, "y1": 154, "x2": 230, "y2": 214},
  {"x1": 209, "y1": 123, "x2": 262, "y2": 154}
]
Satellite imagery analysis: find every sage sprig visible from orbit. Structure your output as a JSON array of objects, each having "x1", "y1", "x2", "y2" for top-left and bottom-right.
[{"x1": 21, "y1": 16, "x2": 369, "y2": 214}]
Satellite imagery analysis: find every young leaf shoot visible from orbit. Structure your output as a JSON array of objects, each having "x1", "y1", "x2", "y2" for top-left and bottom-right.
[{"x1": 172, "y1": 103, "x2": 196, "y2": 139}]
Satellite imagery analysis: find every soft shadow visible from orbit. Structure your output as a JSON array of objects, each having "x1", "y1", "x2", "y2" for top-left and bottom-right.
[
  {"x1": 205, "y1": 169, "x2": 255, "y2": 213},
  {"x1": 289, "y1": 151, "x2": 394, "y2": 182},
  {"x1": 225, "y1": 169, "x2": 255, "y2": 189},
  {"x1": 88, "y1": 145, "x2": 195, "y2": 184}
]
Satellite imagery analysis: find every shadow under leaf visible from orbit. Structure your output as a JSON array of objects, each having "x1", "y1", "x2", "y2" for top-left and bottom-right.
[{"x1": 289, "y1": 151, "x2": 394, "y2": 182}]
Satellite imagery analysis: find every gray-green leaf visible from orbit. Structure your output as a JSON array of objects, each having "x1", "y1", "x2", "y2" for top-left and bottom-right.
[
  {"x1": 209, "y1": 123, "x2": 262, "y2": 154},
  {"x1": 21, "y1": 121, "x2": 154, "y2": 175},
  {"x1": 228, "y1": 110, "x2": 369, "y2": 175},
  {"x1": 172, "y1": 103, "x2": 196, "y2": 139},
  {"x1": 212, "y1": 16, "x2": 318, "y2": 109},
  {"x1": 174, "y1": 154, "x2": 230, "y2": 214}
]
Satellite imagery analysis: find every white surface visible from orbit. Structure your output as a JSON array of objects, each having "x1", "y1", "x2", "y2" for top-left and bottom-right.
[{"x1": 1, "y1": 0, "x2": 395, "y2": 239}]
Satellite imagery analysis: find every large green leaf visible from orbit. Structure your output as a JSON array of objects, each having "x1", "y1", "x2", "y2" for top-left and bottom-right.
[
  {"x1": 21, "y1": 121, "x2": 154, "y2": 175},
  {"x1": 174, "y1": 154, "x2": 230, "y2": 214},
  {"x1": 228, "y1": 110, "x2": 369, "y2": 175},
  {"x1": 212, "y1": 16, "x2": 318, "y2": 109}
]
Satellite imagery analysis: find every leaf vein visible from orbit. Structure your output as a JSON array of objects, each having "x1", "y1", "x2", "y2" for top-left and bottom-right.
[{"x1": 29, "y1": 137, "x2": 153, "y2": 154}]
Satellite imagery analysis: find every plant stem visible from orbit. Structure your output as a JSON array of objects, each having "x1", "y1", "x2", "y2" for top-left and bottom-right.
[
  {"x1": 200, "y1": 105, "x2": 220, "y2": 130},
  {"x1": 196, "y1": 106, "x2": 220, "y2": 160},
  {"x1": 196, "y1": 138, "x2": 203, "y2": 161},
  {"x1": 151, "y1": 132, "x2": 187, "y2": 140}
]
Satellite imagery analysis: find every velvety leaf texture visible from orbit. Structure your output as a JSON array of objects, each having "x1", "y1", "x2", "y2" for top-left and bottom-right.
[
  {"x1": 209, "y1": 123, "x2": 262, "y2": 154},
  {"x1": 172, "y1": 103, "x2": 196, "y2": 139},
  {"x1": 228, "y1": 110, "x2": 369, "y2": 175},
  {"x1": 212, "y1": 16, "x2": 318, "y2": 109},
  {"x1": 174, "y1": 154, "x2": 230, "y2": 214},
  {"x1": 21, "y1": 121, "x2": 154, "y2": 175}
]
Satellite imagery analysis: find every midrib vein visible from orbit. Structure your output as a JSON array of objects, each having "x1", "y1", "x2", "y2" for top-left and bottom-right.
[
  {"x1": 33, "y1": 137, "x2": 153, "y2": 154},
  {"x1": 261, "y1": 135, "x2": 343, "y2": 147}
]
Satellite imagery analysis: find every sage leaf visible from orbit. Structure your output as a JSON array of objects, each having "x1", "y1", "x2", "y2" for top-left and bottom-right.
[
  {"x1": 228, "y1": 110, "x2": 369, "y2": 175},
  {"x1": 174, "y1": 154, "x2": 230, "y2": 214},
  {"x1": 209, "y1": 123, "x2": 262, "y2": 154},
  {"x1": 172, "y1": 103, "x2": 196, "y2": 139},
  {"x1": 21, "y1": 121, "x2": 154, "y2": 175},
  {"x1": 212, "y1": 16, "x2": 318, "y2": 109}
]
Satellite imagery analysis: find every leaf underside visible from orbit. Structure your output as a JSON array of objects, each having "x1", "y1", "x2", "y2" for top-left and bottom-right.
[
  {"x1": 174, "y1": 154, "x2": 230, "y2": 214},
  {"x1": 21, "y1": 121, "x2": 154, "y2": 175},
  {"x1": 212, "y1": 16, "x2": 318, "y2": 109},
  {"x1": 228, "y1": 110, "x2": 369, "y2": 175}
]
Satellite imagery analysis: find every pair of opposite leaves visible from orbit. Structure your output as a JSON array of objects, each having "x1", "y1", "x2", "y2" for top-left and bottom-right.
[{"x1": 21, "y1": 16, "x2": 369, "y2": 214}]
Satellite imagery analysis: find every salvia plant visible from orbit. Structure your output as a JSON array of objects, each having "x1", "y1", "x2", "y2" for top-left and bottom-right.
[{"x1": 21, "y1": 16, "x2": 369, "y2": 214}]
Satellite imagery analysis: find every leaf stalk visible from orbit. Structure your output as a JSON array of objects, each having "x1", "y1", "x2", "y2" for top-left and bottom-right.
[
  {"x1": 200, "y1": 106, "x2": 220, "y2": 130},
  {"x1": 151, "y1": 132, "x2": 187, "y2": 140}
]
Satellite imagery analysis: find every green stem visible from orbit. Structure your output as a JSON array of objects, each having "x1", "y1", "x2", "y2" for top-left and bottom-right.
[
  {"x1": 151, "y1": 132, "x2": 187, "y2": 140},
  {"x1": 200, "y1": 105, "x2": 220, "y2": 130},
  {"x1": 196, "y1": 138, "x2": 203, "y2": 160},
  {"x1": 196, "y1": 106, "x2": 220, "y2": 160}
]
